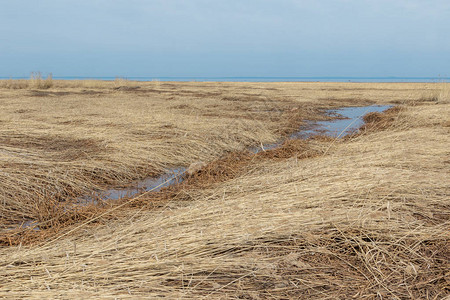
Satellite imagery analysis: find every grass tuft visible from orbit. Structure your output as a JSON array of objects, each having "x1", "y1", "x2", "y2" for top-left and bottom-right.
[
  {"x1": 29, "y1": 72, "x2": 53, "y2": 89},
  {"x1": 418, "y1": 82, "x2": 450, "y2": 103}
]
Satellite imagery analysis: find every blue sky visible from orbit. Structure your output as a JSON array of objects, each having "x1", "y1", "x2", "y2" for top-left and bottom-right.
[{"x1": 1, "y1": 0, "x2": 449, "y2": 78}]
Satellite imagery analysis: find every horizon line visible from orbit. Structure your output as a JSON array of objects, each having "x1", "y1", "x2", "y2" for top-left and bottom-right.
[{"x1": 1, "y1": 75, "x2": 449, "y2": 80}]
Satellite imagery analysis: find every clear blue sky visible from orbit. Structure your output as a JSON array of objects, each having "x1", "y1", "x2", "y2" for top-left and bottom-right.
[{"x1": 1, "y1": 0, "x2": 449, "y2": 78}]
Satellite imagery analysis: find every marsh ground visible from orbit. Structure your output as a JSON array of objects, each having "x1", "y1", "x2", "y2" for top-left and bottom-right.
[
  {"x1": 0, "y1": 81, "x2": 440, "y2": 225},
  {"x1": 0, "y1": 81, "x2": 448, "y2": 298}
]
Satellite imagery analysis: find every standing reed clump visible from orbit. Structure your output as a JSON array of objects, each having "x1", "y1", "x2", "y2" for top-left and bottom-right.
[
  {"x1": 29, "y1": 72, "x2": 53, "y2": 89},
  {"x1": 113, "y1": 76, "x2": 129, "y2": 87},
  {"x1": 420, "y1": 81, "x2": 450, "y2": 103},
  {"x1": 437, "y1": 82, "x2": 450, "y2": 103}
]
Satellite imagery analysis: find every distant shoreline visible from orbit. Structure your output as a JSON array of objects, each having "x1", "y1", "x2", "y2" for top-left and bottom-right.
[{"x1": 1, "y1": 76, "x2": 449, "y2": 83}]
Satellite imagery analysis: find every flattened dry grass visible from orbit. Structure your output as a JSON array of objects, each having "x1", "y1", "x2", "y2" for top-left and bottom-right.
[
  {"x1": 0, "y1": 98, "x2": 448, "y2": 298},
  {"x1": 2, "y1": 81, "x2": 436, "y2": 227},
  {"x1": 0, "y1": 81, "x2": 320, "y2": 226}
]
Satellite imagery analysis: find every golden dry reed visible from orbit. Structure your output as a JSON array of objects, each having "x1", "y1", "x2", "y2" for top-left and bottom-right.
[
  {"x1": 0, "y1": 81, "x2": 448, "y2": 298},
  {"x1": 2, "y1": 80, "x2": 437, "y2": 226}
]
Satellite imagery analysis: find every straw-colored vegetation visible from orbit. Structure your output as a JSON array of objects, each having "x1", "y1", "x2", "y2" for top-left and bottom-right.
[
  {"x1": 0, "y1": 81, "x2": 449, "y2": 298},
  {"x1": 0, "y1": 72, "x2": 54, "y2": 89},
  {"x1": 2, "y1": 80, "x2": 437, "y2": 227},
  {"x1": 0, "y1": 80, "x2": 329, "y2": 226}
]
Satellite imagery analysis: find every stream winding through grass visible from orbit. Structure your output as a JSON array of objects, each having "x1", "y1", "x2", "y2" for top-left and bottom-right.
[
  {"x1": 86, "y1": 105, "x2": 392, "y2": 201},
  {"x1": 8, "y1": 105, "x2": 392, "y2": 231}
]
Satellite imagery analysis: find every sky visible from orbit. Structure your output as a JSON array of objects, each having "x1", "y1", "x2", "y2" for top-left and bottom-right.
[{"x1": 1, "y1": 0, "x2": 449, "y2": 78}]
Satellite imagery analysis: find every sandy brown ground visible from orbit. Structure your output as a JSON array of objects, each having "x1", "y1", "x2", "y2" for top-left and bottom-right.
[{"x1": 0, "y1": 81, "x2": 449, "y2": 298}]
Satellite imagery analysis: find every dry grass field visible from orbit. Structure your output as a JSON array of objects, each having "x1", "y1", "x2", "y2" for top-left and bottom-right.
[
  {"x1": 0, "y1": 80, "x2": 449, "y2": 298},
  {"x1": 1, "y1": 80, "x2": 437, "y2": 228}
]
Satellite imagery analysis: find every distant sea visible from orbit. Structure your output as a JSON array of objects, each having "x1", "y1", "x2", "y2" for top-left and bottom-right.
[{"x1": 1, "y1": 76, "x2": 449, "y2": 83}]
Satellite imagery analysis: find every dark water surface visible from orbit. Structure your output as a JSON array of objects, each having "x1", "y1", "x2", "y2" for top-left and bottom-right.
[
  {"x1": 79, "y1": 167, "x2": 186, "y2": 202},
  {"x1": 293, "y1": 105, "x2": 392, "y2": 139}
]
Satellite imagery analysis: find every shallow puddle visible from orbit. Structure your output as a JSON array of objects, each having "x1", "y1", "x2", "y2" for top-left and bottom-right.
[
  {"x1": 253, "y1": 104, "x2": 392, "y2": 152},
  {"x1": 292, "y1": 105, "x2": 392, "y2": 139},
  {"x1": 4, "y1": 220, "x2": 40, "y2": 232},
  {"x1": 78, "y1": 167, "x2": 186, "y2": 204}
]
